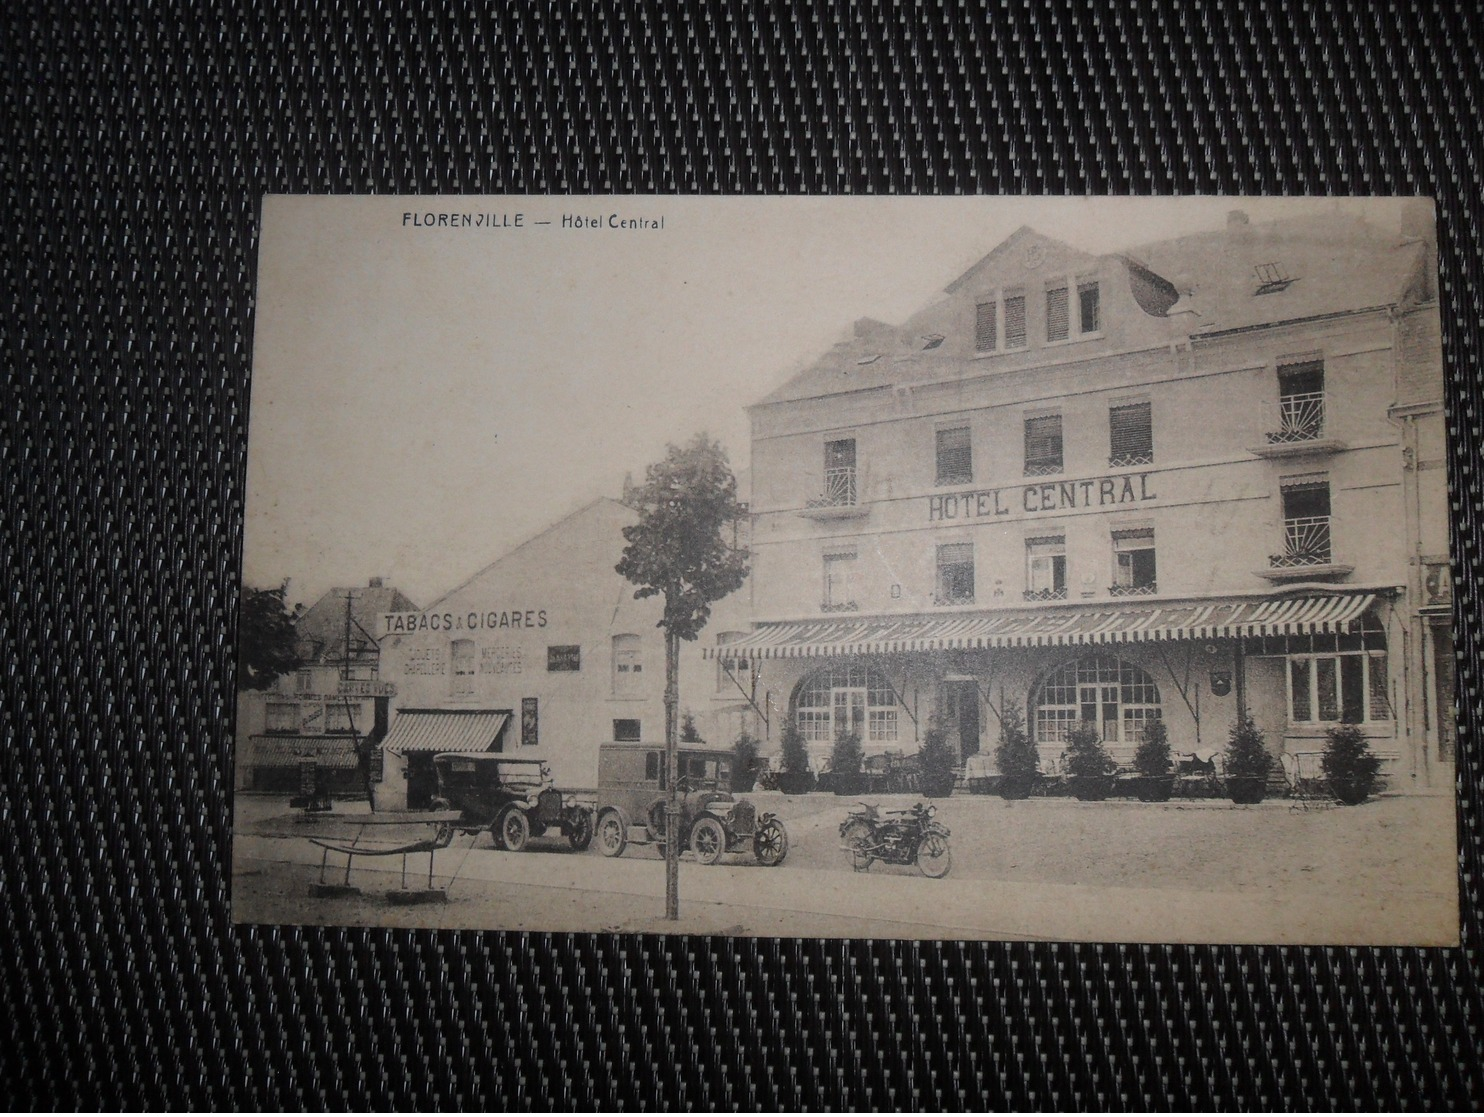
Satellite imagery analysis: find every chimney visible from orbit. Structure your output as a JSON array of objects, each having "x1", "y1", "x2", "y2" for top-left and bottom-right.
[{"x1": 368, "y1": 576, "x2": 384, "y2": 588}]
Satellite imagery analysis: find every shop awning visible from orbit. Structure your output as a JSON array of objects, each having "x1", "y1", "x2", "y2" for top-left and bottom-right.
[
  {"x1": 248, "y1": 737, "x2": 361, "y2": 768},
  {"x1": 379, "y1": 709, "x2": 511, "y2": 754},
  {"x1": 702, "y1": 592, "x2": 1380, "y2": 660}
]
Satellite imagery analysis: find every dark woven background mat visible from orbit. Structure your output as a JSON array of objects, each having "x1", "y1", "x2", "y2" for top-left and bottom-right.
[{"x1": 3, "y1": 2, "x2": 1481, "y2": 1109}]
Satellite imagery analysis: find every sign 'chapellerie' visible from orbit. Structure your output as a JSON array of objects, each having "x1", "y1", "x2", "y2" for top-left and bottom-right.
[{"x1": 928, "y1": 471, "x2": 1157, "y2": 522}]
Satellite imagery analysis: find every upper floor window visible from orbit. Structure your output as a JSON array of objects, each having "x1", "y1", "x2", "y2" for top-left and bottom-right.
[
  {"x1": 1004, "y1": 291, "x2": 1027, "y2": 349},
  {"x1": 1111, "y1": 528, "x2": 1157, "y2": 596},
  {"x1": 823, "y1": 549, "x2": 860, "y2": 612},
  {"x1": 819, "y1": 438, "x2": 857, "y2": 507},
  {"x1": 935, "y1": 426, "x2": 973, "y2": 486},
  {"x1": 975, "y1": 290, "x2": 1027, "y2": 351},
  {"x1": 324, "y1": 703, "x2": 356, "y2": 733},
  {"x1": 612, "y1": 634, "x2": 643, "y2": 697},
  {"x1": 935, "y1": 543, "x2": 975, "y2": 606},
  {"x1": 451, "y1": 639, "x2": 476, "y2": 694},
  {"x1": 613, "y1": 719, "x2": 642, "y2": 742},
  {"x1": 295, "y1": 669, "x2": 314, "y2": 694},
  {"x1": 1078, "y1": 280, "x2": 1101, "y2": 333},
  {"x1": 975, "y1": 300, "x2": 997, "y2": 351},
  {"x1": 1046, "y1": 284, "x2": 1071, "y2": 342},
  {"x1": 265, "y1": 702, "x2": 300, "y2": 733},
  {"x1": 1109, "y1": 401, "x2": 1153, "y2": 467},
  {"x1": 1024, "y1": 413, "x2": 1064, "y2": 476},
  {"x1": 1026, "y1": 536, "x2": 1067, "y2": 600},
  {"x1": 1268, "y1": 358, "x2": 1326, "y2": 444},
  {"x1": 1274, "y1": 475, "x2": 1332, "y2": 567}
]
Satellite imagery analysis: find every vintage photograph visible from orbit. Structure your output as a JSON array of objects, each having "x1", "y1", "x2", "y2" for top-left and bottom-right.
[{"x1": 232, "y1": 196, "x2": 1457, "y2": 943}]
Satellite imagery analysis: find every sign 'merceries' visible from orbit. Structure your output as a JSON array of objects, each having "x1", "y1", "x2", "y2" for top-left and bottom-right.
[{"x1": 928, "y1": 471, "x2": 1157, "y2": 522}]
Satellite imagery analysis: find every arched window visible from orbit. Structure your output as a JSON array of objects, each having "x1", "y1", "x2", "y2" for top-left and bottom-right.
[
  {"x1": 612, "y1": 634, "x2": 643, "y2": 697},
  {"x1": 1032, "y1": 655, "x2": 1161, "y2": 745},
  {"x1": 792, "y1": 664, "x2": 900, "y2": 744}
]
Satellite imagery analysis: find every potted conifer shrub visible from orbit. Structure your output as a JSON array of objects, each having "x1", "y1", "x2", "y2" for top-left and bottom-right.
[
  {"x1": 1224, "y1": 713, "x2": 1271, "y2": 804},
  {"x1": 828, "y1": 726, "x2": 866, "y2": 796},
  {"x1": 917, "y1": 720, "x2": 958, "y2": 798},
  {"x1": 1131, "y1": 717, "x2": 1174, "y2": 802},
  {"x1": 994, "y1": 704, "x2": 1039, "y2": 800},
  {"x1": 731, "y1": 731, "x2": 761, "y2": 793},
  {"x1": 776, "y1": 721, "x2": 816, "y2": 795},
  {"x1": 1322, "y1": 722, "x2": 1384, "y2": 805},
  {"x1": 1064, "y1": 721, "x2": 1116, "y2": 801}
]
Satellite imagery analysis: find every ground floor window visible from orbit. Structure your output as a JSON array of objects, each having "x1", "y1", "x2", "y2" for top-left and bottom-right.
[
  {"x1": 1288, "y1": 652, "x2": 1390, "y2": 724},
  {"x1": 1032, "y1": 655, "x2": 1162, "y2": 745},
  {"x1": 793, "y1": 664, "x2": 900, "y2": 743}
]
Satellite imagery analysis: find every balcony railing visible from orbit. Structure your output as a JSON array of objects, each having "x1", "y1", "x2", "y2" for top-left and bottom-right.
[
  {"x1": 1265, "y1": 392, "x2": 1325, "y2": 444},
  {"x1": 1023, "y1": 458, "x2": 1063, "y2": 477},
  {"x1": 1109, "y1": 582, "x2": 1157, "y2": 597},
  {"x1": 933, "y1": 591, "x2": 976, "y2": 607},
  {"x1": 1023, "y1": 587, "x2": 1069, "y2": 601},
  {"x1": 806, "y1": 466, "x2": 858, "y2": 508},
  {"x1": 820, "y1": 600, "x2": 860, "y2": 613},
  {"x1": 1270, "y1": 516, "x2": 1332, "y2": 567}
]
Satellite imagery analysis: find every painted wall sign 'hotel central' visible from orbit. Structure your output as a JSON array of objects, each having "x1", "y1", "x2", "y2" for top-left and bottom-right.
[{"x1": 929, "y1": 471, "x2": 1157, "y2": 521}]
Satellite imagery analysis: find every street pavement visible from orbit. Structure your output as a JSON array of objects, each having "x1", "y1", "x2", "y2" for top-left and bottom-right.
[{"x1": 232, "y1": 790, "x2": 1457, "y2": 944}]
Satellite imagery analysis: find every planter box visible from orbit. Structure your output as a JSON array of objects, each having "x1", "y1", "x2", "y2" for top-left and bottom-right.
[
  {"x1": 1131, "y1": 775, "x2": 1174, "y2": 802},
  {"x1": 921, "y1": 777, "x2": 955, "y2": 799},
  {"x1": 829, "y1": 773, "x2": 867, "y2": 797},
  {"x1": 1226, "y1": 776, "x2": 1267, "y2": 805},
  {"x1": 775, "y1": 772, "x2": 816, "y2": 796},
  {"x1": 997, "y1": 777, "x2": 1035, "y2": 801},
  {"x1": 1330, "y1": 779, "x2": 1372, "y2": 806},
  {"x1": 1068, "y1": 776, "x2": 1115, "y2": 801}
]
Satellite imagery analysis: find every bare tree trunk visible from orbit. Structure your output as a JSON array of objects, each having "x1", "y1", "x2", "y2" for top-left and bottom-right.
[{"x1": 664, "y1": 628, "x2": 680, "y2": 920}]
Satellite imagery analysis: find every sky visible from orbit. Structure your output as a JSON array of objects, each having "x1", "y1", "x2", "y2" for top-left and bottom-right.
[{"x1": 243, "y1": 194, "x2": 1413, "y2": 610}]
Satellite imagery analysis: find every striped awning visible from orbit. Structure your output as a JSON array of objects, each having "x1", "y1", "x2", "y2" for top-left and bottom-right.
[
  {"x1": 702, "y1": 592, "x2": 1380, "y2": 660},
  {"x1": 248, "y1": 737, "x2": 360, "y2": 768},
  {"x1": 379, "y1": 709, "x2": 511, "y2": 754}
]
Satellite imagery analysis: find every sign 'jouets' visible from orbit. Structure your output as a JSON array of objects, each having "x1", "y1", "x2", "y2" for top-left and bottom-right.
[
  {"x1": 382, "y1": 609, "x2": 549, "y2": 635},
  {"x1": 928, "y1": 471, "x2": 1157, "y2": 522}
]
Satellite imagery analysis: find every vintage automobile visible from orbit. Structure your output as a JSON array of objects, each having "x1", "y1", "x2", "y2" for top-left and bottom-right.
[
  {"x1": 593, "y1": 741, "x2": 788, "y2": 866},
  {"x1": 430, "y1": 753, "x2": 593, "y2": 852}
]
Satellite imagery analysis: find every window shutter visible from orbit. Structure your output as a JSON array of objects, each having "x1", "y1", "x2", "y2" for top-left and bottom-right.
[
  {"x1": 937, "y1": 542, "x2": 974, "y2": 566},
  {"x1": 1109, "y1": 402, "x2": 1153, "y2": 464},
  {"x1": 1024, "y1": 414, "x2": 1063, "y2": 470},
  {"x1": 1046, "y1": 286, "x2": 1070, "y2": 341},
  {"x1": 1004, "y1": 294, "x2": 1027, "y2": 348},
  {"x1": 975, "y1": 300, "x2": 997, "y2": 350},
  {"x1": 935, "y1": 426, "x2": 972, "y2": 482}
]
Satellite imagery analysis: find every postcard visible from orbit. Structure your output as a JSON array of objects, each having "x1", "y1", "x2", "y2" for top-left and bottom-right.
[{"x1": 232, "y1": 195, "x2": 1457, "y2": 943}]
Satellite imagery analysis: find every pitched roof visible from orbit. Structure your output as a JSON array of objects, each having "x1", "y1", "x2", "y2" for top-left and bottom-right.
[
  {"x1": 1125, "y1": 211, "x2": 1426, "y2": 335},
  {"x1": 753, "y1": 210, "x2": 1428, "y2": 407},
  {"x1": 295, "y1": 583, "x2": 420, "y2": 662}
]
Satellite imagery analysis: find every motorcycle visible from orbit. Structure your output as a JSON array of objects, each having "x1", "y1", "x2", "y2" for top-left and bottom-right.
[{"x1": 839, "y1": 801, "x2": 952, "y2": 878}]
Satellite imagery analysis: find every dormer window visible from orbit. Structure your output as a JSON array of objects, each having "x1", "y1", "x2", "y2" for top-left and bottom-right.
[
  {"x1": 974, "y1": 289, "x2": 1027, "y2": 352},
  {"x1": 1046, "y1": 275, "x2": 1101, "y2": 342},
  {"x1": 1253, "y1": 262, "x2": 1295, "y2": 295}
]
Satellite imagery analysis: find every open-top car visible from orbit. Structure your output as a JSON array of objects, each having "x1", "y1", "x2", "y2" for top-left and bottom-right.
[
  {"x1": 593, "y1": 741, "x2": 788, "y2": 866},
  {"x1": 431, "y1": 753, "x2": 593, "y2": 852}
]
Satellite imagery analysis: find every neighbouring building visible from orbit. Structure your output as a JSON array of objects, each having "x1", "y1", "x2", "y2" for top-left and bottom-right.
[
  {"x1": 707, "y1": 204, "x2": 1451, "y2": 788},
  {"x1": 236, "y1": 577, "x2": 417, "y2": 793},
  {"x1": 374, "y1": 498, "x2": 755, "y2": 807}
]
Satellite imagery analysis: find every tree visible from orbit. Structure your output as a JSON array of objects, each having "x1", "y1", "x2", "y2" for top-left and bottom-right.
[
  {"x1": 616, "y1": 434, "x2": 750, "y2": 920},
  {"x1": 731, "y1": 731, "x2": 761, "y2": 792},
  {"x1": 680, "y1": 710, "x2": 704, "y2": 743},
  {"x1": 237, "y1": 582, "x2": 302, "y2": 690},
  {"x1": 1322, "y1": 722, "x2": 1383, "y2": 805},
  {"x1": 1132, "y1": 717, "x2": 1172, "y2": 778},
  {"x1": 993, "y1": 703, "x2": 1039, "y2": 797}
]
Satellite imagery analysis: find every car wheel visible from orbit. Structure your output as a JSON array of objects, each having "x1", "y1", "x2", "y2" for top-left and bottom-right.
[
  {"x1": 915, "y1": 832, "x2": 952, "y2": 879},
  {"x1": 596, "y1": 809, "x2": 628, "y2": 858},
  {"x1": 840, "y1": 819, "x2": 876, "y2": 872},
  {"x1": 500, "y1": 808, "x2": 531, "y2": 853},
  {"x1": 566, "y1": 810, "x2": 594, "y2": 852},
  {"x1": 690, "y1": 817, "x2": 726, "y2": 865},
  {"x1": 752, "y1": 818, "x2": 789, "y2": 867}
]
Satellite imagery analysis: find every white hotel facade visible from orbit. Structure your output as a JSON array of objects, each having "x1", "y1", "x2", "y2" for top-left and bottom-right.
[{"x1": 707, "y1": 205, "x2": 1452, "y2": 788}]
